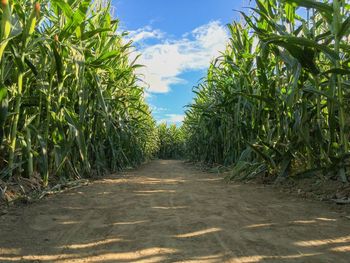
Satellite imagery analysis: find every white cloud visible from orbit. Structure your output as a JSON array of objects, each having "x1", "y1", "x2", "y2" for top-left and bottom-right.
[
  {"x1": 149, "y1": 105, "x2": 168, "y2": 114},
  {"x1": 157, "y1": 114, "x2": 185, "y2": 125},
  {"x1": 127, "y1": 26, "x2": 164, "y2": 43},
  {"x1": 130, "y1": 21, "x2": 229, "y2": 93}
]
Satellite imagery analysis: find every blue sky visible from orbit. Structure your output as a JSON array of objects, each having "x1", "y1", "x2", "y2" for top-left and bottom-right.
[{"x1": 112, "y1": 0, "x2": 247, "y2": 124}]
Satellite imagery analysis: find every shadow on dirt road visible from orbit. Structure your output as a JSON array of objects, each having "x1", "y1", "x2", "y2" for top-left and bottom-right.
[{"x1": 1, "y1": 160, "x2": 350, "y2": 262}]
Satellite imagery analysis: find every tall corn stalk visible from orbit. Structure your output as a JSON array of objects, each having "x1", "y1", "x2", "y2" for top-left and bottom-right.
[
  {"x1": 157, "y1": 123, "x2": 185, "y2": 159},
  {"x1": 184, "y1": 0, "x2": 350, "y2": 181},
  {"x1": 0, "y1": 0, "x2": 159, "y2": 185}
]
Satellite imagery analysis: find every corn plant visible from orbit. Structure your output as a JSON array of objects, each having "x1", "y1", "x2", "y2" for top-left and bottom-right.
[
  {"x1": 157, "y1": 123, "x2": 185, "y2": 159},
  {"x1": 184, "y1": 0, "x2": 350, "y2": 181},
  {"x1": 0, "y1": 0, "x2": 159, "y2": 185}
]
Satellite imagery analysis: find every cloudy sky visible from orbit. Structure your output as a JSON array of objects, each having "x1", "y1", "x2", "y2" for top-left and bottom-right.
[{"x1": 112, "y1": 0, "x2": 246, "y2": 124}]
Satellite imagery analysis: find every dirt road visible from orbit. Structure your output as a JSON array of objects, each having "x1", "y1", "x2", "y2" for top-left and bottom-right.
[{"x1": 1, "y1": 160, "x2": 350, "y2": 262}]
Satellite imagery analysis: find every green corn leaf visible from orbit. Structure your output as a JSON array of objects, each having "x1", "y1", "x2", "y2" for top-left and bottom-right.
[
  {"x1": 265, "y1": 35, "x2": 339, "y2": 61},
  {"x1": 282, "y1": 0, "x2": 333, "y2": 23},
  {"x1": 337, "y1": 16, "x2": 350, "y2": 39},
  {"x1": 82, "y1": 28, "x2": 111, "y2": 40},
  {"x1": 322, "y1": 68, "x2": 350, "y2": 76},
  {"x1": 0, "y1": 86, "x2": 7, "y2": 102}
]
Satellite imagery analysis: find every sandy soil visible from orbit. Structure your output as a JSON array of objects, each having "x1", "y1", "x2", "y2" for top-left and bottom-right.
[{"x1": 1, "y1": 160, "x2": 350, "y2": 263}]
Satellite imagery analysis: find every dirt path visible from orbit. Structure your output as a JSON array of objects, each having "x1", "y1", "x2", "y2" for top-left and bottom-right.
[{"x1": 1, "y1": 160, "x2": 350, "y2": 263}]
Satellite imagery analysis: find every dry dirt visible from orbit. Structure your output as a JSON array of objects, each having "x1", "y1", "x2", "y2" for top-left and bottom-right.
[{"x1": 1, "y1": 160, "x2": 350, "y2": 263}]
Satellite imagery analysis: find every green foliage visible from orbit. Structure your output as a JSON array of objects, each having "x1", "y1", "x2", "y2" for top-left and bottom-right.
[
  {"x1": 184, "y1": 0, "x2": 350, "y2": 181},
  {"x1": 0, "y1": 0, "x2": 158, "y2": 184},
  {"x1": 157, "y1": 123, "x2": 185, "y2": 159}
]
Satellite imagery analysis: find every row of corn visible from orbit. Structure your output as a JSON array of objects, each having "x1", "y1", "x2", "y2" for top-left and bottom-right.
[
  {"x1": 184, "y1": 0, "x2": 350, "y2": 181},
  {"x1": 0, "y1": 0, "x2": 159, "y2": 185}
]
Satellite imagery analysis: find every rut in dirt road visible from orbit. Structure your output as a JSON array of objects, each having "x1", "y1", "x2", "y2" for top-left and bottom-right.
[{"x1": 1, "y1": 160, "x2": 350, "y2": 263}]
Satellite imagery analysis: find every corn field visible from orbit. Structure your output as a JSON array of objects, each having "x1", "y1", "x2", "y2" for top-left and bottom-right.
[
  {"x1": 2, "y1": 1, "x2": 350, "y2": 261},
  {"x1": 184, "y1": 0, "x2": 350, "y2": 181},
  {"x1": 1, "y1": 0, "x2": 350, "y2": 188},
  {"x1": 0, "y1": 0, "x2": 159, "y2": 185},
  {"x1": 157, "y1": 123, "x2": 185, "y2": 159}
]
